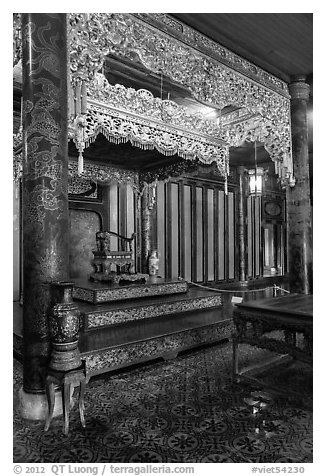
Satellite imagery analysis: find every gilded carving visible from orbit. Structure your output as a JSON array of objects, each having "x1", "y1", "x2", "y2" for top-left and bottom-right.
[
  {"x1": 87, "y1": 73, "x2": 228, "y2": 141},
  {"x1": 14, "y1": 13, "x2": 294, "y2": 185},
  {"x1": 84, "y1": 320, "x2": 232, "y2": 376},
  {"x1": 73, "y1": 281, "x2": 188, "y2": 304},
  {"x1": 86, "y1": 295, "x2": 222, "y2": 329},
  {"x1": 69, "y1": 100, "x2": 230, "y2": 177},
  {"x1": 135, "y1": 14, "x2": 288, "y2": 97}
]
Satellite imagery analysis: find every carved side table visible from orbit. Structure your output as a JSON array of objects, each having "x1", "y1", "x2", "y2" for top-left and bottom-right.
[{"x1": 44, "y1": 362, "x2": 86, "y2": 435}]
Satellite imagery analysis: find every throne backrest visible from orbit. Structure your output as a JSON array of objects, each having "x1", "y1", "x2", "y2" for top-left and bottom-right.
[{"x1": 95, "y1": 231, "x2": 136, "y2": 254}]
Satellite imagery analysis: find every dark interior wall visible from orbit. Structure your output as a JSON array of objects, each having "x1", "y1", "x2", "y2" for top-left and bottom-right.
[
  {"x1": 69, "y1": 209, "x2": 101, "y2": 280},
  {"x1": 68, "y1": 179, "x2": 137, "y2": 280}
]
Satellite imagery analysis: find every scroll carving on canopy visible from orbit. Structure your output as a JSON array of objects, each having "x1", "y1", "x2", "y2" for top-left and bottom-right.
[{"x1": 13, "y1": 13, "x2": 295, "y2": 188}]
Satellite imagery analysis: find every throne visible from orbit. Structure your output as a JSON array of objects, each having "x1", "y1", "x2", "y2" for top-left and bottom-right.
[{"x1": 89, "y1": 231, "x2": 148, "y2": 284}]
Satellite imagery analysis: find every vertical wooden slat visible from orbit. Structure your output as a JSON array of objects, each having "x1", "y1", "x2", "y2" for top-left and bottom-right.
[
  {"x1": 207, "y1": 188, "x2": 215, "y2": 281},
  {"x1": 119, "y1": 184, "x2": 127, "y2": 240},
  {"x1": 165, "y1": 182, "x2": 172, "y2": 279},
  {"x1": 156, "y1": 181, "x2": 165, "y2": 278},
  {"x1": 191, "y1": 183, "x2": 197, "y2": 282},
  {"x1": 179, "y1": 181, "x2": 185, "y2": 280},
  {"x1": 247, "y1": 196, "x2": 252, "y2": 277},
  {"x1": 224, "y1": 191, "x2": 229, "y2": 280},
  {"x1": 218, "y1": 190, "x2": 225, "y2": 280},
  {"x1": 255, "y1": 196, "x2": 261, "y2": 276},
  {"x1": 196, "y1": 186, "x2": 203, "y2": 282},
  {"x1": 183, "y1": 184, "x2": 192, "y2": 281},
  {"x1": 126, "y1": 184, "x2": 134, "y2": 237},
  {"x1": 109, "y1": 183, "x2": 118, "y2": 251},
  {"x1": 171, "y1": 182, "x2": 179, "y2": 279},
  {"x1": 126, "y1": 184, "x2": 135, "y2": 270},
  {"x1": 214, "y1": 187, "x2": 218, "y2": 282},
  {"x1": 203, "y1": 187, "x2": 208, "y2": 282},
  {"x1": 228, "y1": 191, "x2": 235, "y2": 279}
]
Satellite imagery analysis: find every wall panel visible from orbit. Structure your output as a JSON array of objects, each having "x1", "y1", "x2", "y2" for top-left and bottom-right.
[
  {"x1": 183, "y1": 185, "x2": 192, "y2": 281},
  {"x1": 196, "y1": 186, "x2": 203, "y2": 282},
  {"x1": 217, "y1": 190, "x2": 225, "y2": 280},
  {"x1": 69, "y1": 209, "x2": 101, "y2": 279},
  {"x1": 156, "y1": 181, "x2": 166, "y2": 278},
  {"x1": 228, "y1": 192, "x2": 235, "y2": 279},
  {"x1": 109, "y1": 183, "x2": 118, "y2": 251},
  {"x1": 207, "y1": 188, "x2": 215, "y2": 281},
  {"x1": 154, "y1": 178, "x2": 236, "y2": 284},
  {"x1": 170, "y1": 183, "x2": 180, "y2": 279}
]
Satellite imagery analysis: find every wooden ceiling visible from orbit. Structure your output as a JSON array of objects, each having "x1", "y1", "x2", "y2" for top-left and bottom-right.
[{"x1": 171, "y1": 13, "x2": 313, "y2": 84}]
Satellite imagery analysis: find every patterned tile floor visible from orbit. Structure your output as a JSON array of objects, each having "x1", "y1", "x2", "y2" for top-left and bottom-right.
[{"x1": 13, "y1": 340, "x2": 312, "y2": 463}]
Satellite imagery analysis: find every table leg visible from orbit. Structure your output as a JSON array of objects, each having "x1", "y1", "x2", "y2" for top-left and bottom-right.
[
  {"x1": 232, "y1": 338, "x2": 240, "y2": 383},
  {"x1": 62, "y1": 382, "x2": 71, "y2": 435},
  {"x1": 44, "y1": 380, "x2": 55, "y2": 431},
  {"x1": 79, "y1": 379, "x2": 86, "y2": 428}
]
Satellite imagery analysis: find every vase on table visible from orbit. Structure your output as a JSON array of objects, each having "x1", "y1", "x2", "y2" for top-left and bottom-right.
[
  {"x1": 148, "y1": 250, "x2": 159, "y2": 276},
  {"x1": 49, "y1": 282, "x2": 81, "y2": 371}
]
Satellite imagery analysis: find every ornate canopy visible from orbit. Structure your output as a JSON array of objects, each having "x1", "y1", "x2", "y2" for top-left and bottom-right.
[{"x1": 13, "y1": 13, "x2": 295, "y2": 188}]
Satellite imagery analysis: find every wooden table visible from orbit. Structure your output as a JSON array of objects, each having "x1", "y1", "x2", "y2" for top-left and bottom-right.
[{"x1": 232, "y1": 293, "x2": 313, "y2": 381}]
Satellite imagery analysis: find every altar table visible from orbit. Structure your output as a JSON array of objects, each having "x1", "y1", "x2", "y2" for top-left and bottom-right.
[{"x1": 232, "y1": 293, "x2": 313, "y2": 381}]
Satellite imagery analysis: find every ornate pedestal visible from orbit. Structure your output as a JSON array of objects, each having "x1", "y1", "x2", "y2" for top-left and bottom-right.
[{"x1": 49, "y1": 282, "x2": 82, "y2": 371}]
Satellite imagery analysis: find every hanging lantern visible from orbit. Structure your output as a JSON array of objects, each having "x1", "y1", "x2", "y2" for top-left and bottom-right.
[
  {"x1": 248, "y1": 141, "x2": 265, "y2": 195},
  {"x1": 248, "y1": 167, "x2": 264, "y2": 195}
]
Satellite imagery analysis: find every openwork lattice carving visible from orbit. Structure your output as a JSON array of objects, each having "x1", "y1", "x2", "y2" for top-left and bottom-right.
[
  {"x1": 67, "y1": 13, "x2": 293, "y2": 184},
  {"x1": 13, "y1": 13, "x2": 295, "y2": 186},
  {"x1": 135, "y1": 13, "x2": 289, "y2": 97},
  {"x1": 87, "y1": 73, "x2": 227, "y2": 141},
  {"x1": 69, "y1": 99, "x2": 230, "y2": 176}
]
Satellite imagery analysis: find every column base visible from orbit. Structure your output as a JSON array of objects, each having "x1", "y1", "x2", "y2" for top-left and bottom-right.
[
  {"x1": 17, "y1": 386, "x2": 73, "y2": 421},
  {"x1": 239, "y1": 280, "x2": 248, "y2": 287}
]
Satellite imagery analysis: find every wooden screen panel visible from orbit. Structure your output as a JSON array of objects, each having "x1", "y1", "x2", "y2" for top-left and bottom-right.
[
  {"x1": 196, "y1": 186, "x2": 203, "y2": 282},
  {"x1": 247, "y1": 195, "x2": 262, "y2": 277},
  {"x1": 154, "y1": 179, "x2": 236, "y2": 284},
  {"x1": 255, "y1": 196, "x2": 261, "y2": 276},
  {"x1": 217, "y1": 190, "x2": 225, "y2": 280},
  {"x1": 126, "y1": 184, "x2": 135, "y2": 237},
  {"x1": 207, "y1": 188, "x2": 215, "y2": 281},
  {"x1": 156, "y1": 181, "x2": 165, "y2": 278},
  {"x1": 247, "y1": 196, "x2": 253, "y2": 277},
  {"x1": 109, "y1": 183, "x2": 118, "y2": 251},
  {"x1": 228, "y1": 191, "x2": 235, "y2": 279},
  {"x1": 183, "y1": 184, "x2": 192, "y2": 281},
  {"x1": 170, "y1": 183, "x2": 179, "y2": 279}
]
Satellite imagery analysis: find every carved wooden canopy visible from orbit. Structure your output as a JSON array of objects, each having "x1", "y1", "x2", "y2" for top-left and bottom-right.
[{"x1": 13, "y1": 13, "x2": 295, "y2": 188}]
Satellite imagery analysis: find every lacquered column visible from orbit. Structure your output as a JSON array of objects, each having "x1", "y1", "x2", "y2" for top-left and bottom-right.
[
  {"x1": 21, "y1": 14, "x2": 69, "y2": 394},
  {"x1": 141, "y1": 185, "x2": 151, "y2": 273},
  {"x1": 238, "y1": 166, "x2": 248, "y2": 285},
  {"x1": 287, "y1": 76, "x2": 312, "y2": 294}
]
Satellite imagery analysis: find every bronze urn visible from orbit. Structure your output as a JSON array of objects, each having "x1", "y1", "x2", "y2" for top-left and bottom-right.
[{"x1": 49, "y1": 282, "x2": 82, "y2": 371}]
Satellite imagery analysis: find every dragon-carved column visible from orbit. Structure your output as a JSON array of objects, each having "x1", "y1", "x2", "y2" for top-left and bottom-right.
[
  {"x1": 287, "y1": 76, "x2": 312, "y2": 294},
  {"x1": 19, "y1": 13, "x2": 70, "y2": 419}
]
